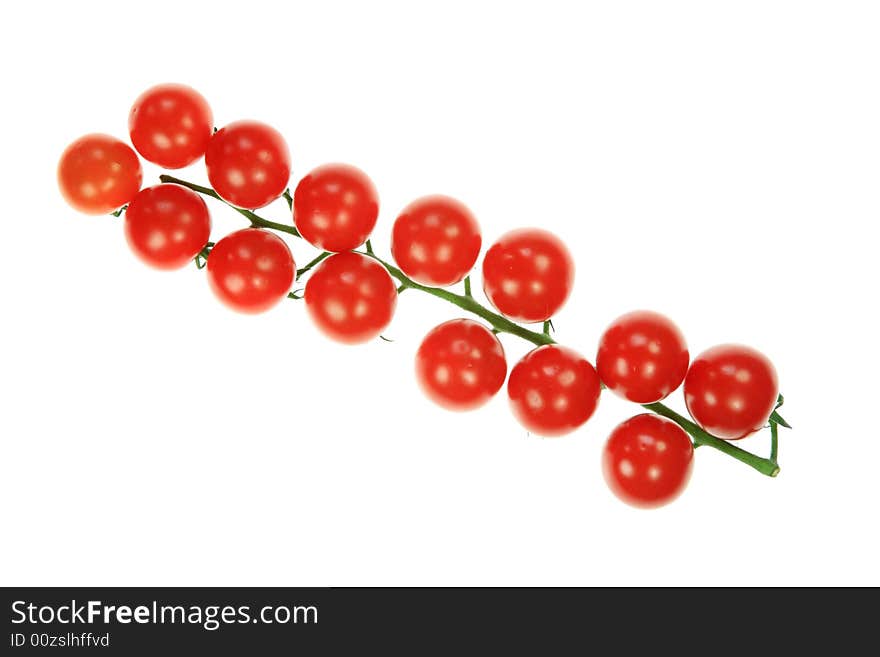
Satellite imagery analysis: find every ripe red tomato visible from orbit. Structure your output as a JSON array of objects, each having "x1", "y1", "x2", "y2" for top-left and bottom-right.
[
  {"x1": 206, "y1": 228, "x2": 295, "y2": 314},
  {"x1": 124, "y1": 184, "x2": 211, "y2": 270},
  {"x1": 205, "y1": 121, "x2": 291, "y2": 209},
  {"x1": 304, "y1": 252, "x2": 397, "y2": 344},
  {"x1": 684, "y1": 344, "x2": 779, "y2": 440},
  {"x1": 507, "y1": 345, "x2": 601, "y2": 437},
  {"x1": 128, "y1": 83, "x2": 213, "y2": 169},
  {"x1": 482, "y1": 228, "x2": 574, "y2": 323},
  {"x1": 391, "y1": 196, "x2": 481, "y2": 287},
  {"x1": 58, "y1": 134, "x2": 142, "y2": 215},
  {"x1": 293, "y1": 164, "x2": 379, "y2": 252},
  {"x1": 602, "y1": 414, "x2": 694, "y2": 509},
  {"x1": 596, "y1": 310, "x2": 689, "y2": 403},
  {"x1": 415, "y1": 319, "x2": 507, "y2": 411}
]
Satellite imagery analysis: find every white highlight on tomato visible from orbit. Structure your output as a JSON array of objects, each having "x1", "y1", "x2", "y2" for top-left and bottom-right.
[
  {"x1": 147, "y1": 231, "x2": 166, "y2": 250},
  {"x1": 324, "y1": 299, "x2": 347, "y2": 323},
  {"x1": 558, "y1": 370, "x2": 576, "y2": 386},
  {"x1": 410, "y1": 242, "x2": 428, "y2": 263},
  {"x1": 436, "y1": 244, "x2": 452, "y2": 262},
  {"x1": 435, "y1": 365, "x2": 450, "y2": 384},
  {"x1": 152, "y1": 132, "x2": 172, "y2": 149},
  {"x1": 353, "y1": 300, "x2": 369, "y2": 318},
  {"x1": 224, "y1": 274, "x2": 245, "y2": 294},
  {"x1": 526, "y1": 389, "x2": 543, "y2": 409},
  {"x1": 501, "y1": 279, "x2": 519, "y2": 295},
  {"x1": 227, "y1": 168, "x2": 246, "y2": 188},
  {"x1": 460, "y1": 370, "x2": 478, "y2": 386}
]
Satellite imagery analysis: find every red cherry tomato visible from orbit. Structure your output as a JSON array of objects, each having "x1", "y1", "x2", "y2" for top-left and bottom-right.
[
  {"x1": 305, "y1": 252, "x2": 397, "y2": 344},
  {"x1": 391, "y1": 195, "x2": 481, "y2": 287},
  {"x1": 293, "y1": 163, "x2": 379, "y2": 252},
  {"x1": 415, "y1": 319, "x2": 507, "y2": 411},
  {"x1": 602, "y1": 414, "x2": 694, "y2": 509},
  {"x1": 507, "y1": 344, "x2": 601, "y2": 437},
  {"x1": 596, "y1": 310, "x2": 689, "y2": 403},
  {"x1": 206, "y1": 228, "x2": 295, "y2": 314},
  {"x1": 124, "y1": 184, "x2": 211, "y2": 270},
  {"x1": 205, "y1": 121, "x2": 291, "y2": 209},
  {"x1": 58, "y1": 134, "x2": 142, "y2": 215},
  {"x1": 128, "y1": 83, "x2": 213, "y2": 169},
  {"x1": 482, "y1": 228, "x2": 574, "y2": 323},
  {"x1": 684, "y1": 344, "x2": 779, "y2": 440}
]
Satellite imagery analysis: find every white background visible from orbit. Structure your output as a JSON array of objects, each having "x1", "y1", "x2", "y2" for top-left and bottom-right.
[{"x1": 1, "y1": 1, "x2": 878, "y2": 586}]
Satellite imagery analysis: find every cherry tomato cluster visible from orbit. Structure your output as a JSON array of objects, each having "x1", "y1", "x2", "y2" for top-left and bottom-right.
[{"x1": 58, "y1": 83, "x2": 787, "y2": 509}]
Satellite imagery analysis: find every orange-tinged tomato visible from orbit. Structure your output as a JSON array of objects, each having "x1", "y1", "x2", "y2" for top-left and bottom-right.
[{"x1": 58, "y1": 134, "x2": 142, "y2": 215}]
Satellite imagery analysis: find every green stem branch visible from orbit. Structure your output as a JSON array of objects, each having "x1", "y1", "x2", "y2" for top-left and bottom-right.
[
  {"x1": 770, "y1": 421, "x2": 779, "y2": 464},
  {"x1": 643, "y1": 402, "x2": 780, "y2": 477},
  {"x1": 159, "y1": 174, "x2": 301, "y2": 237},
  {"x1": 296, "y1": 252, "x2": 331, "y2": 280},
  {"x1": 164, "y1": 175, "x2": 785, "y2": 478},
  {"x1": 358, "y1": 251, "x2": 554, "y2": 346}
]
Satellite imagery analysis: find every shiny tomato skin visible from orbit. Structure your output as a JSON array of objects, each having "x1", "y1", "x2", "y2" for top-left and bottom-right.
[
  {"x1": 304, "y1": 252, "x2": 397, "y2": 344},
  {"x1": 293, "y1": 163, "x2": 379, "y2": 252},
  {"x1": 602, "y1": 414, "x2": 694, "y2": 509},
  {"x1": 482, "y1": 228, "x2": 574, "y2": 323},
  {"x1": 128, "y1": 83, "x2": 213, "y2": 169},
  {"x1": 124, "y1": 184, "x2": 211, "y2": 270},
  {"x1": 205, "y1": 120, "x2": 291, "y2": 210},
  {"x1": 206, "y1": 228, "x2": 295, "y2": 314},
  {"x1": 415, "y1": 319, "x2": 507, "y2": 411},
  {"x1": 58, "y1": 134, "x2": 142, "y2": 215},
  {"x1": 596, "y1": 310, "x2": 690, "y2": 403},
  {"x1": 391, "y1": 195, "x2": 481, "y2": 287},
  {"x1": 684, "y1": 344, "x2": 779, "y2": 440},
  {"x1": 507, "y1": 345, "x2": 601, "y2": 437}
]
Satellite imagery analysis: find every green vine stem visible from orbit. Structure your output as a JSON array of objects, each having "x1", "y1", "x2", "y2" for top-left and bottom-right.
[
  {"x1": 154, "y1": 174, "x2": 786, "y2": 477},
  {"x1": 159, "y1": 175, "x2": 301, "y2": 237},
  {"x1": 296, "y1": 251, "x2": 331, "y2": 280},
  {"x1": 356, "y1": 251, "x2": 556, "y2": 347},
  {"x1": 643, "y1": 403, "x2": 779, "y2": 477}
]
